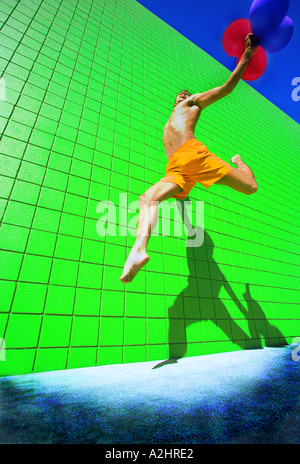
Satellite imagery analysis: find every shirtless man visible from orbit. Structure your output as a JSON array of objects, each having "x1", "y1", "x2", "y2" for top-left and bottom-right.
[{"x1": 120, "y1": 34, "x2": 258, "y2": 284}]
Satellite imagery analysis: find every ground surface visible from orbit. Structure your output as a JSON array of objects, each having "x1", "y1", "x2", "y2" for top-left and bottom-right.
[{"x1": 0, "y1": 346, "x2": 299, "y2": 444}]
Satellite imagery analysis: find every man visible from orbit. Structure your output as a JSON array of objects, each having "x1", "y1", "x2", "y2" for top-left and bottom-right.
[{"x1": 120, "y1": 33, "x2": 258, "y2": 284}]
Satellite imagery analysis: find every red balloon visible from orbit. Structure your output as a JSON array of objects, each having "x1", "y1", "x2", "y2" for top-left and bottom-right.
[
  {"x1": 223, "y1": 19, "x2": 252, "y2": 57},
  {"x1": 237, "y1": 46, "x2": 267, "y2": 80}
]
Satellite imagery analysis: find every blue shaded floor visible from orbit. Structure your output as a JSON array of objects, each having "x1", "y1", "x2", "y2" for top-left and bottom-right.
[{"x1": 0, "y1": 346, "x2": 300, "y2": 444}]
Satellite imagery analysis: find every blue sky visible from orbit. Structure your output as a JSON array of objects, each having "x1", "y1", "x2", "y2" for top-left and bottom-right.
[{"x1": 137, "y1": 0, "x2": 300, "y2": 124}]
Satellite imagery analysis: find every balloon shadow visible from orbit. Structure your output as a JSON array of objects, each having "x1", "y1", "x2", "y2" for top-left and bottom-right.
[{"x1": 241, "y1": 282, "x2": 287, "y2": 348}]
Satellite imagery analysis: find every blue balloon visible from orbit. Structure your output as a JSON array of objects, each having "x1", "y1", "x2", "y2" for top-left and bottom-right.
[
  {"x1": 249, "y1": 0, "x2": 289, "y2": 36},
  {"x1": 260, "y1": 16, "x2": 294, "y2": 53}
]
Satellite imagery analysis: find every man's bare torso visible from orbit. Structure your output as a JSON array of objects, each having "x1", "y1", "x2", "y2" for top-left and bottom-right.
[{"x1": 163, "y1": 96, "x2": 201, "y2": 159}]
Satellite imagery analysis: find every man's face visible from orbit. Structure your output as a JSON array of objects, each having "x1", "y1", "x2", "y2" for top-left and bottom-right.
[{"x1": 174, "y1": 91, "x2": 191, "y2": 106}]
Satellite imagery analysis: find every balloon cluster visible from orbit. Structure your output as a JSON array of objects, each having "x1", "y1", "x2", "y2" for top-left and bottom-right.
[{"x1": 223, "y1": 0, "x2": 294, "y2": 80}]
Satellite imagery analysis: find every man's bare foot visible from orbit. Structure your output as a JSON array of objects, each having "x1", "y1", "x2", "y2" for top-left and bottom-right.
[
  {"x1": 120, "y1": 250, "x2": 149, "y2": 284},
  {"x1": 231, "y1": 154, "x2": 241, "y2": 165}
]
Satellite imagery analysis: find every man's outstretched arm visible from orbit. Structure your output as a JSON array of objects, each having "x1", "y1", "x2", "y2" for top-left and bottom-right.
[{"x1": 193, "y1": 33, "x2": 256, "y2": 110}]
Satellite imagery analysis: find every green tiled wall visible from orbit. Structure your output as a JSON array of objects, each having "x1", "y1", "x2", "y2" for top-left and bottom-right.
[{"x1": 0, "y1": 0, "x2": 299, "y2": 376}]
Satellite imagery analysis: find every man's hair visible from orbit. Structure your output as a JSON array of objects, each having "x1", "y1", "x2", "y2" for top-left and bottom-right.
[
  {"x1": 177, "y1": 89, "x2": 192, "y2": 97},
  {"x1": 174, "y1": 90, "x2": 192, "y2": 107}
]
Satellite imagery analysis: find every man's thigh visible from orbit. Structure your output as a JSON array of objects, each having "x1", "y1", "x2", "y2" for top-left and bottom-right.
[
  {"x1": 215, "y1": 167, "x2": 255, "y2": 195},
  {"x1": 142, "y1": 180, "x2": 183, "y2": 202}
]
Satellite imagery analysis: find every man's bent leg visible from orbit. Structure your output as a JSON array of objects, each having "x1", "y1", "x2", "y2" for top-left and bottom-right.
[
  {"x1": 120, "y1": 181, "x2": 183, "y2": 284},
  {"x1": 215, "y1": 154, "x2": 257, "y2": 194}
]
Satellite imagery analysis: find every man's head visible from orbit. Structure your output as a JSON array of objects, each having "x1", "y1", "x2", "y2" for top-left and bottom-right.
[{"x1": 174, "y1": 90, "x2": 192, "y2": 107}]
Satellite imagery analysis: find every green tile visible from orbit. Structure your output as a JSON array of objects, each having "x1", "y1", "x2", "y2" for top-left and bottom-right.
[
  {"x1": 39, "y1": 315, "x2": 72, "y2": 347},
  {"x1": 147, "y1": 344, "x2": 168, "y2": 362},
  {"x1": 147, "y1": 318, "x2": 167, "y2": 344},
  {"x1": 39, "y1": 103, "x2": 62, "y2": 122},
  {"x1": 0, "y1": 101, "x2": 14, "y2": 120},
  {"x1": 32, "y1": 207, "x2": 61, "y2": 233},
  {"x1": 0, "y1": 280, "x2": 16, "y2": 312},
  {"x1": 125, "y1": 292, "x2": 146, "y2": 317},
  {"x1": 59, "y1": 212, "x2": 84, "y2": 237},
  {"x1": 0, "y1": 137, "x2": 26, "y2": 160},
  {"x1": 3, "y1": 200, "x2": 35, "y2": 227},
  {"x1": 5, "y1": 313, "x2": 41, "y2": 348},
  {"x1": 101, "y1": 290, "x2": 124, "y2": 316},
  {"x1": 123, "y1": 345, "x2": 146, "y2": 363},
  {"x1": 4, "y1": 73, "x2": 24, "y2": 93},
  {"x1": 91, "y1": 165, "x2": 111, "y2": 185},
  {"x1": 0, "y1": 116, "x2": 8, "y2": 134},
  {"x1": 89, "y1": 181, "x2": 109, "y2": 202},
  {"x1": 12, "y1": 283, "x2": 47, "y2": 314},
  {"x1": 102, "y1": 264, "x2": 125, "y2": 292},
  {"x1": 11, "y1": 180, "x2": 40, "y2": 205},
  {"x1": 26, "y1": 229, "x2": 56, "y2": 256},
  {"x1": 52, "y1": 136, "x2": 74, "y2": 156},
  {"x1": 55, "y1": 234, "x2": 81, "y2": 261},
  {"x1": 0, "y1": 250, "x2": 23, "y2": 280},
  {"x1": 0, "y1": 223, "x2": 29, "y2": 252},
  {"x1": 4, "y1": 120, "x2": 32, "y2": 142},
  {"x1": 99, "y1": 317, "x2": 124, "y2": 346},
  {"x1": 50, "y1": 258, "x2": 79, "y2": 287},
  {"x1": 0, "y1": 175, "x2": 14, "y2": 198},
  {"x1": 45, "y1": 285, "x2": 75, "y2": 315},
  {"x1": 124, "y1": 317, "x2": 146, "y2": 345},
  {"x1": 17, "y1": 161, "x2": 45, "y2": 184},
  {"x1": 19, "y1": 254, "x2": 52, "y2": 284},
  {"x1": 0, "y1": 199, "x2": 7, "y2": 221},
  {"x1": 104, "y1": 243, "x2": 126, "y2": 266},
  {"x1": 29, "y1": 128, "x2": 54, "y2": 150},
  {"x1": 70, "y1": 316, "x2": 99, "y2": 346},
  {"x1": 11, "y1": 107, "x2": 36, "y2": 126},
  {"x1": 80, "y1": 238, "x2": 105, "y2": 264},
  {"x1": 56, "y1": 123, "x2": 77, "y2": 141},
  {"x1": 83, "y1": 218, "x2": 98, "y2": 241},
  {"x1": 63, "y1": 193, "x2": 87, "y2": 216},
  {"x1": 0, "y1": 154, "x2": 20, "y2": 177},
  {"x1": 0, "y1": 349, "x2": 36, "y2": 376},
  {"x1": 77, "y1": 262, "x2": 103, "y2": 289},
  {"x1": 34, "y1": 348, "x2": 68, "y2": 372},
  {"x1": 35, "y1": 115, "x2": 59, "y2": 136},
  {"x1": 67, "y1": 347, "x2": 97, "y2": 369},
  {"x1": 48, "y1": 152, "x2": 71, "y2": 173},
  {"x1": 38, "y1": 186, "x2": 64, "y2": 210},
  {"x1": 97, "y1": 346, "x2": 123, "y2": 365},
  {"x1": 67, "y1": 175, "x2": 89, "y2": 197},
  {"x1": 70, "y1": 159, "x2": 92, "y2": 180},
  {"x1": 74, "y1": 144, "x2": 94, "y2": 163},
  {"x1": 23, "y1": 144, "x2": 50, "y2": 166},
  {"x1": 147, "y1": 294, "x2": 166, "y2": 318},
  {"x1": 74, "y1": 288, "x2": 101, "y2": 316}
]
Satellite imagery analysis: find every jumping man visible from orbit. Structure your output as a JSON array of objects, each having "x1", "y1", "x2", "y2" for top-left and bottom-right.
[{"x1": 120, "y1": 33, "x2": 258, "y2": 284}]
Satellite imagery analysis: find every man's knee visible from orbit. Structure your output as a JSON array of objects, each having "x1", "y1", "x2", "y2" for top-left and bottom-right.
[
  {"x1": 139, "y1": 191, "x2": 157, "y2": 206},
  {"x1": 139, "y1": 192, "x2": 148, "y2": 206},
  {"x1": 245, "y1": 180, "x2": 258, "y2": 195}
]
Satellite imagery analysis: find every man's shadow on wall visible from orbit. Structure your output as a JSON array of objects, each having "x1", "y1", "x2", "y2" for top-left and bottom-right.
[{"x1": 153, "y1": 200, "x2": 287, "y2": 369}]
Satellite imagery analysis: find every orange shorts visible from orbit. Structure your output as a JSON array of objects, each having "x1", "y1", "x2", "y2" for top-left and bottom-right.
[{"x1": 160, "y1": 138, "x2": 232, "y2": 199}]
